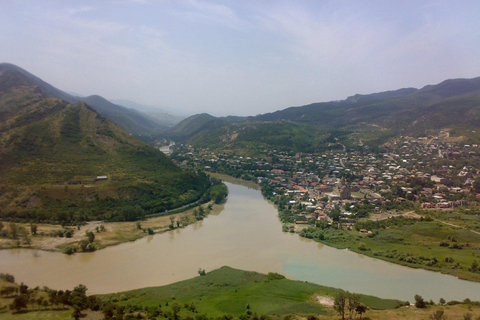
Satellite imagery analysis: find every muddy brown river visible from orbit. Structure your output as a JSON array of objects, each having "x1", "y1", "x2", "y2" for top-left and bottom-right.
[{"x1": 2, "y1": 177, "x2": 480, "y2": 302}]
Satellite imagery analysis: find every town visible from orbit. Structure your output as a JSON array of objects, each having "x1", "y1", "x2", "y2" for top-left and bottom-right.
[
  {"x1": 167, "y1": 136, "x2": 480, "y2": 282},
  {"x1": 170, "y1": 136, "x2": 480, "y2": 230}
]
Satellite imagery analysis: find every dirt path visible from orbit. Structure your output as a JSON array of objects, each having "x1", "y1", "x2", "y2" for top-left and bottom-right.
[{"x1": 433, "y1": 218, "x2": 480, "y2": 235}]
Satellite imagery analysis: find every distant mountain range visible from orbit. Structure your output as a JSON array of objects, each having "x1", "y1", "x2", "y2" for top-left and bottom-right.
[
  {"x1": 111, "y1": 99, "x2": 185, "y2": 128},
  {"x1": 0, "y1": 63, "x2": 183, "y2": 136},
  {"x1": 0, "y1": 63, "x2": 208, "y2": 222},
  {"x1": 170, "y1": 76, "x2": 480, "y2": 152}
]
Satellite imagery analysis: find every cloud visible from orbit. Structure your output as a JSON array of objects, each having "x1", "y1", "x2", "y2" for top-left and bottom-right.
[
  {"x1": 173, "y1": 0, "x2": 249, "y2": 31},
  {"x1": 4, "y1": 1, "x2": 480, "y2": 116},
  {"x1": 257, "y1": 3, "x2": 389, "y2": 69}
]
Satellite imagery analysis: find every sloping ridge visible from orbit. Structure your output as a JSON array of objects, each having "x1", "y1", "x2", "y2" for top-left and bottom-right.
[
  {"x1": 169, "y1": 76, "x2": 480, "y2": 152},
  {"x1": 254, "y1": 77, "x2": 480, "y2": 125},
  {"x1": 80, "y1": 94, "x2": 162, "y2": 134},
  {"x1": 0, "y1": 63, "x2": 209, "y2": 222},
  {"x1": 0, "y1": 63, "x2": 163, "y2": 135}
]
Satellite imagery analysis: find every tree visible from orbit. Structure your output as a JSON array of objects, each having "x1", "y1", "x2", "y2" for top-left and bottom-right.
[
  {"x1": 0, "y1": 273, "x2": 15, "y2": 283},
  {"x1": 415, "y1": 294, "x2": 426, "y2": 308},
  {"x1": 70, "y1": 284, "x2": 88, "y2": 316},
  {"x1": 19, "y1": 282, "x2": 28, "y2": 294},
  {"x1": 72, "y1": 307, "x2": 82, "y2": 320},
  {"x1": 355, "y1": 304, "x2": 368, "y2": 320},
  {"x1": 346, "y1": 292, "x2": 360, "y2": 319},
  {"x1": 334, "y1": 291, "x2": 347, "y2": 320},
  {"x1": 10, "y1": 294, "x2": 28, "y2": 312},
  {"x1": 86, "y1": 231, "x2": 95, "y2": 243},
  {"x1": 79, "y1": 240, "x2": 88, "y2": 252},
  {"x1": 64, "y1": 229, "x2": 74, "y2": 238}
]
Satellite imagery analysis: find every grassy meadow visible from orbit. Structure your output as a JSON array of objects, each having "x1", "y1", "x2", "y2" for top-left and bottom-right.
[
  {"x1": 99, "y1": 266, "x2": 406, "y2": 318},
  {"x1": 301, "y1": 216, "x2": 480, "y2": 282}
]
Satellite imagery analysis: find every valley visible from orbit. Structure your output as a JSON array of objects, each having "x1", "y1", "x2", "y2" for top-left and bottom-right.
[
  {"x1": 171, "y1": 136, "x2": 480, "y2": 282},
  {"x1": 3, "y1": 63, "x2": 480, "y2": 319}
]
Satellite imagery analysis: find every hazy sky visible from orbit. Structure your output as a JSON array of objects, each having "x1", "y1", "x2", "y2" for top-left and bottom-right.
[{"x1": 2, "y1": 1, "x2": 480, "y2": 116}]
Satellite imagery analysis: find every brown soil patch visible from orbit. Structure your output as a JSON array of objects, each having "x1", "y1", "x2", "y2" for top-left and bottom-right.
[{"x1": 315, "y1": 295, "x2": 334, "y2": 306}]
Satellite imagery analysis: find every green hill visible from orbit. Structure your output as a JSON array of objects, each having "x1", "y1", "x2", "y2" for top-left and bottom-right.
[
  {"x1": 0, "y1": 63, "x2": 169, "y2": 135},
  {"x1": 0, "y1": 64, "x2": 210, "y2": 223},
  {"x1": 170, "y1": 76, "x2": 480, "y2": 153},
  {"x1": 100, "y1": 266, "x2": 405, "y2": 317},
  {"x1": 79, "y1": 94, "x2": 165, "y2": 135}
]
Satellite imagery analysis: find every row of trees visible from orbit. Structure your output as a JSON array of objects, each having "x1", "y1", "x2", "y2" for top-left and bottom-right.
[{"x1": 7, "y1": 282, "x2": 98, "y2": 320}]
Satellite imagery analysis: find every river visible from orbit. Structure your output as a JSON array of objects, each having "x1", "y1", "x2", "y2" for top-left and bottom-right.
[{"x1": 2, "y1": 178, "x2": 480, "y2": 302}]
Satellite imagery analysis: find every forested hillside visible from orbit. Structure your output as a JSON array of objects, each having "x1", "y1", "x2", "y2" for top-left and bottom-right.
[
  {"x1": 0, "y1": 64, "x2": 210, "y2": 224},
  {"x1": 170, "y1": 76, "x2": 480, "y2": 154}
]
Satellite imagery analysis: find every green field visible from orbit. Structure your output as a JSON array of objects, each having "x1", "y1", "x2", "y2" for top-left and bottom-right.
[
  {"x1": 99, "y1": 266, "x2": 405, "y2": 318},
  {"x1": 300, "y1": 217, "x2": 480, "y2": 282},
  {"x1": 5, "y1": 267, "x2": 480, "y2": 320}
]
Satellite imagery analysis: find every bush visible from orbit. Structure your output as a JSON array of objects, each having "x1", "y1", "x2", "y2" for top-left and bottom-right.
[
  {"x1": 0, "y1": 273, "x2": 15, "y2": 283},
  {"x1": 267, "y1": 272, "x2": 286, "y2": 281},
  {"x1": 63, "y1": 246, "x2": 76, "y2": 255},
  {"x1": 414, "y1": 294, "x2": 426, "y2": 308},
  {"x1": 64, "y1": 228, "x2": 74, "y2": 238}
]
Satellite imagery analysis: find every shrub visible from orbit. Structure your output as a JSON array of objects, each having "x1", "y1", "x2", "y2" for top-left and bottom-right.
[
  {"x1": 414, "y1": 294, "x2": 426, "y2": 308},
  {"x1": 63, "y1": 246, "x2": 76, "y2": 255},
  {"x1": 0, "y1": 273, "x2": 15, "y2": 283}
]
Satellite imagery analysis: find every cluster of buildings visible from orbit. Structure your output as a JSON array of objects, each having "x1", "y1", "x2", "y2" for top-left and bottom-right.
[{"x1": 170, "y1": 136, "x2": 480, "y2": 227}]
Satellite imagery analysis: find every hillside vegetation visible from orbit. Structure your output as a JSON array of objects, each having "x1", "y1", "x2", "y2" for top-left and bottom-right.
[
  {"x1": 170, "y1": 76, "x2": 480, "y2": 154},
  {"x1": 99, "y1": 266, "x2": 405, "y2": 318},
  {"x1": 2, "y1": 268, "x2": 480, "y2": 320},
  {"x1": 0, "y1": 64, "x2": 210, "y2": 224},
  {"x1": 0, "y1": 63, "x2": 169, "y2": 135}
]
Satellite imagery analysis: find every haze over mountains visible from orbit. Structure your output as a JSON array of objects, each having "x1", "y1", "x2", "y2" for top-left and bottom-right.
[
  {"x1": 0, "y1": 63, "x2": 183, "y2": 136},
  {"x1": 0, "y1": 63, "x2": 209, "y2": 222},
  {"x1": 170, "y1": 76, "x2": 480, "y2": 153},
  {"x1": 3, "y1": 61, "x2": 480, "y2": 157}
]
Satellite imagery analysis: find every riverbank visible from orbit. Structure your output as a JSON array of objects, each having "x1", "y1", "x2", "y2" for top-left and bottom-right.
[
  {"x1": 2, "y1": 267, "x2": 480, "y2": 320},
  {"x1": 0, "y1": 201, "x2": 224, "y2": 253},
  {"x1": 295, "y1": 216, "x2": 480, "y2": 283},
  {"x1": 3, "y1": 180, "x2": 480, "y2": 301},
  {"x1": 208, "y1": 173, "x2": 480, "y2": 283}
]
